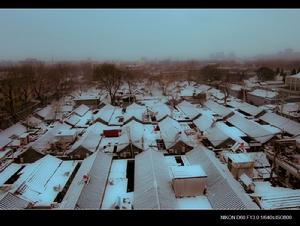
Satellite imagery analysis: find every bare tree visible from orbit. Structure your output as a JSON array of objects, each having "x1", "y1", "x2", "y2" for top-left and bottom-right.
[{"x1": 93, "y1": 64, "x2": 123, "y2": 105}]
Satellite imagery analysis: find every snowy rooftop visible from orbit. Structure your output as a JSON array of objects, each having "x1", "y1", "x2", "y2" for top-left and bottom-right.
[
  {"x1": 205, "y1": 100, "x2": 232, "y2": 118},
  {"x1": 248, "y1": 89, "x2": 278, "y2": 99},
  {"x1": 227, "y1": 153, "x2": 254, "y2": 164},
  {"x1": 227, "y1": 113, "x2": 277, "y2": 144},
  {"x1": 73, "y1": 104, "x2": 90, "y2": 117},
  {"x1": 259, "y1": 112, "x2": 300, "y2": 136},
  {"x1": 10, "y1": 155, "x2": 78, "y2": 205},
  {"x1": 177, "y1": 100, "x2": 201, "y2": 120},
  {"x1": 170, "y1": 165, "x2": 207, "y2": 179},
  {"x1": 227, "y1": 99, "x2": 264, "y2": 116}
]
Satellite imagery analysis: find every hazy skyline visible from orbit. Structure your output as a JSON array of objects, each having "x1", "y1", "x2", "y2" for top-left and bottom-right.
[{"x1": 0, "y1": 9, "x2": 300, "y2": 61}]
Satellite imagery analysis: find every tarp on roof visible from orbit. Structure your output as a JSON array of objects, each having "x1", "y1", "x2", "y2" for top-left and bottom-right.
[
  {"x1": 134, "y1": 150, "x2": 177, "y2": 209},
  {"x1": 186, "y1": 146, "x2": 259, "y2": 210}
]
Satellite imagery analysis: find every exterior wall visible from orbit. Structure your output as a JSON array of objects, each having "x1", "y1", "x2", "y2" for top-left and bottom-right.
[
  {"x1": 117, "y1": 145, "x2": 143, "y2": 159},
  {"x1": 228, "y1": 162, "x2": 254, "y2": 179},
  {"x1": 167, "y1": 142, "x2": 193, "y2": 155},
  {"x1": 69, "y1": 148, "x2": 91, "y2": 160},
  {"x1": 172, "y1": 177, "x2": 207, "y2": 197},
  {"x1": 74, "y1": 99, "x2": 100, "y2": 107},
  {"x1": 16, "y1": 148, "x2": 44, "y2": 163},
  {"x1": 285, "y1": 77, "x2": 300, "y2": 91}
]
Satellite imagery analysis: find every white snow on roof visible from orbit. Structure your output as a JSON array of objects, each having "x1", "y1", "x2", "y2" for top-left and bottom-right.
[
  {"x1": 0, "y1": 136, "x2": 12, "y2": 149},
  {"x1": 290, "y1": 72, "x2": 300, "y2": 79},
  {"x1": 73, "y1": 104, "x2": 89, "y2": 117},
  {"x1": 30, "y1": 122, "x2": 72, "y2": 152},
  {"x1": 253, "y1": 181, "x2": 300, "y2": 209},
  {"x1": 124, "y1": 103, "x2": 147, "y2": 123},
  {"x1": 65, "y1": 114, "x2": 81, "y2": 126},
  {"x1": 101, "y1": 160, "x2": 130, "y2": 209},
  {"x1": 205, "y1": 100, "x2": 232, "y2": 117},
  {"x1": 149, "y1": 102, "x2": 171, "y2": 121},
  {"x1": 227, "y1": 153, "x2": 253, "y2": 163},
  {"x1": 1, "y1": 123, "x2": 27, "y2": 138},
  {"x1": 227, "y1": 114, "x2": 277, "y2": 144},
  {"x1": 0, "y1": 163, "x2": 22, "y2": 186},
  {"x1": 94, "y1": 104, "x2": 119, "y2": 124},
  {"x1": 36, "y1": 105, "x2": 54, "y2": 120},
  {"x1": 205, "y1": 125, "x2": 233, "y2": 147},
  {"x1": 249, "y1": 89, "x2": 278, "y2": 99},
  {"x1": 177, "y1": 101, "x2": 201, "y2": 120},
  {"x1": 176, "y1": 196, "x2": 212, "y2": 210},
  {"x1": 170, "y1": 165, "x2": 207, "y2": 179},
  {"x1": 193, "y1": 111, "x2": 214, "y2": 132},
  {"x1": 227, "y1": 99, "x2": 263, "y2": 116},
  {"x1": 11, "y1": 155, "x2": 77, "y2": 205},
  {"x1": 158, "y1": 116, "x2": 193, "y2": 149},
  {"x1": 123, "y1": 120, "x2": 144, "y2": 150},
  {"x1": 259, "y1": 112, "x2": 300, "y2": 136},
  {"x1": 60, "y1": 151, "x2": 112, "y2": 209}
]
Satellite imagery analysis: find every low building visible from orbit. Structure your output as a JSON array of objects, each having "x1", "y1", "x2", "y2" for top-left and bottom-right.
[
  {"x1": 134, "y1": 150, "x2": 177, "y2": 209},
  {"x1": 170, "y1": 165, "x2": 207, "y2": 198},
  {"x1": 247, "y1": 89, "x2": 278, "y2": 106},
  {"x1": 227, "y1": 153, "x2": 254, "y2": 179},
  {"x1": 285, "y1": 72, "x2": 300, "y2": 91}
]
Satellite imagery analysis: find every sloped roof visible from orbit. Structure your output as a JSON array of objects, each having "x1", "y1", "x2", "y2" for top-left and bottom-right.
[
  {"x1": 248, "y1": 89, "x2": 278, "y2": 99},
  {"x1": 123, "y1": 120, "x2": 144, "y2": 150},
  {"x1": 10, "y1": 155, "x2": 78, "y2": 205},
  {"x1": 73, "y1": 104, "x2": 90, "y2": 117},
  {"x1": 150, "y1": 102, "x2": 171, "y2": 121},
  {"x1": 186, "y1": 146, "x2": 259, "y2": 210},
  {"x1": 205, "y1": 126, "x2": 234, "y2": 148},
  {"x1": 193, "y1": 113, "x2": 214, "y2": 132},
  {"x1": 227, "y1": 113, "x2": 277, "y2": 144},
  {"x1": 94, "y1": 104, "x2": 119, "y2": 124},
  {"x1": 60, "y1": 151, "x2": 113, "y2": 209},
  {"x1": 158, "y1": 116, "x2": 193, "y2": 149},
  {"x1": 177, "y1": 100, "x2": 201, "y2": 120},
  {"x1": 134, "y1": 150, "x2": 177, "y2": 209},
  {"x1": 227, "y1": 100, "x2": 263, "y2": 116},
  {"x1": 65, "y1": 114, "x2": 81, "y2": 126},
  {"x1": 259, "y1": 112, "x2": 300, "y2": 136},
  {"x1": 0, "y1": 192, "x2": 30, "y2": 210},
  {"x1": 124, "y1": 103, "x2": 147, "y2": 123},
  {"x1": 1, "y1": 123, "x2": 27, "y2": 138},
  {"x1": 205, "y1": 100, "x2": 232, "y2": 118}
]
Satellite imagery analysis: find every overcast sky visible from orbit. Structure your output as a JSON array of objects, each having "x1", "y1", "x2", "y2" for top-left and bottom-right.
[{"x1": 0, "y1": 9, "x2": 299, "y2": 61}]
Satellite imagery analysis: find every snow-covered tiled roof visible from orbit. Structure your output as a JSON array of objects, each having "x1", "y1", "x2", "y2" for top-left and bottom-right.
[
  {"x1": 227, "y1": 113, "x2": 277, "y2": 144},
  {"x1": 205, "y1": 100, "x2": 232, "y2": 118},
  {"x1": 158, "y1": 116, "x2": 193, "y2": 149},
  {"x1": 248, "y1": 89, "x2": 278, "y2": 99},
  {"x1": 73, "y1": 104, "x2": 90, "y2": 117},
  {"x1": 259, "y1": 112, "x2": 300, "y2": 136},
  {"x1": 134, "y1": 150, "x2": 177, "y2": 209},
  {"x1": 227, "y1": 99, "x2": 264, "y2": 116},
  {"x1": 124, "y1": 103, "x2": 147, "y2": 123},
  {"x1": 60, "y1": 151, "x2": 112, "y2": 209},
  {"x1": 10, "y1": 155, "x2": 78, "y2": 205},
  {"x1": 177, "y1": 100, "x2": 201, "y2": 120},
  {"x1": 186, "y1": 146, "x2": 259, "y2": 210},
  {"x1": 205, "y1": 125, "x2": 234, "y2": 148}
]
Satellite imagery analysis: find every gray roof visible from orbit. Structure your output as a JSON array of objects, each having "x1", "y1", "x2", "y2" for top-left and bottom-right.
[
  {"x1": 259, "y1": 112, "x2": 300, "y2": 136},
  {"x1": 205, "y1": 100, "x2": 232, "y2": 118},
  {"x1": 227, "y1": 113, "x2": 277, "y2": 144},
  {"x1": 227, "y1": 100, "x2": 263, "y2": 116},
  {"x1": 0, "y1": 192, "x2": 30, "y2": 210},
  {"x1": 177, "y1": 100, "x2": 201, "y2": 120},
  {"x1": 205, "y1": 126, "x2": 234, "y2": 148},
  {"x1": 186, "y1": 146, "x2": 259, "y2": 210},
  {"x1": 60, "y1": 151, "x2": 112, "y2": 209},
  {"x1": 134, "y1": 150, "x2": 177, "y2": 209}
]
